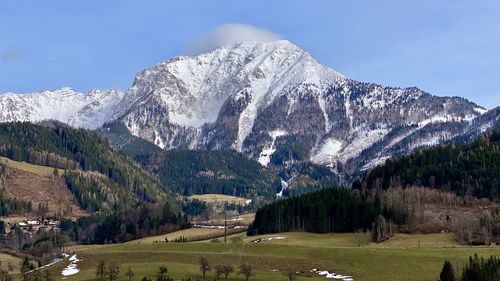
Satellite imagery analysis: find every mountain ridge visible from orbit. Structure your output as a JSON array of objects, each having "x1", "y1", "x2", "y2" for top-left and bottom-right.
[
  {"x1": 0, "y1": 87, "x2": 124, "y2": 129},
  {"x1": 1, "y1": 40, "x2": 498, "y2": 181}
]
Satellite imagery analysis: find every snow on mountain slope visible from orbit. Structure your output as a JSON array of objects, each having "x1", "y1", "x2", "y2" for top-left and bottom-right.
[
  {"x1": 111, "y1": 40, "x2": 345, "y2": 149},
  {"x1": 108, "y1": 40, "x2": 488, "y2": 177},
  {"x1": 258, "y1": 129, "x2": 287, "y2": 166},
  {"x1": 0, "y1": 88, "x2": 124, "y2": 129}
]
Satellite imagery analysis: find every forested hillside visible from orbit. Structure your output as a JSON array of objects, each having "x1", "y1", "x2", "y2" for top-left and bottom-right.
[
  {"x1": 100, "y1": 125, "x2": 341, "y2": 201},
  {"x1": 98, "y1": 122, "x2": 162, "y2": 165},
  {"x1": 353, "y1": 131, "x2": 500, "y2": 200},
  {"x1": 152, "y1": 150, "x2": 280, "y2": 200},
  {"x1": 0, "y1": 122, "x2": 173, "y2": 212}
]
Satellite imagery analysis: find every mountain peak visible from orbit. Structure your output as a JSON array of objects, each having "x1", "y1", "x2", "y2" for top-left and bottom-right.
[{"x1": 112, "y1": 39, "x2": 345, "y2": 128}]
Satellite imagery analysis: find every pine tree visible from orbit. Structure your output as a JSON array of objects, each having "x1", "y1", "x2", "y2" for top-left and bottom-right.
[{"x1": 438, "y1": 260, "x2": 455, "y2": 281}]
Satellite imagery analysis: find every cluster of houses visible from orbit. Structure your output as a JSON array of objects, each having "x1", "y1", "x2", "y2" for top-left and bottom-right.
[{"x1": 15, "y1": 218, "x2": 60, "y2": 234}]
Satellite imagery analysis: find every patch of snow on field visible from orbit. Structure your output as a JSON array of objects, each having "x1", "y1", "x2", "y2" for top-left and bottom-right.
[
  {"x1": 311, "y1": 268, "x2": 353, "y2": 280},
  {"x1": 193, "y1": 224, "x2": 246, "y2": 230},
  {"x1": 61, "y1": 255, "x2": 80, "y2": 277},
  {"x1": 252, "y1": 236, "x2": 286, "y2": 243}
]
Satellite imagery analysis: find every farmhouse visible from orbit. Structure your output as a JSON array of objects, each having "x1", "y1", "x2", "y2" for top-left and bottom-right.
[{"x1": 13, "y1": 218, "x2": 60, "y2": 234}]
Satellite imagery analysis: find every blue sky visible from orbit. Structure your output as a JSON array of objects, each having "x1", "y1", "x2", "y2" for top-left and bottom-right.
[{"x1": 1, "y1": 0, "x2": 499, "y2": 107}]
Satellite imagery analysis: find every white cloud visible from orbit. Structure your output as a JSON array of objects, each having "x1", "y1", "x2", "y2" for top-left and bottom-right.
[{"x1": 185, "y1": 24, "x2": 283, "y2": 55}]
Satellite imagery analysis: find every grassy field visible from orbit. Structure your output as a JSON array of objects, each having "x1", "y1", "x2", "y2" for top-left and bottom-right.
[
  {"x1": 130, "y1": 228, "x2": 246, "y2": 243},
  {"x1": 0, "y1": 156, "x2": 65, "y2": 176},
  {"x1": 0, "y1": 252, "x2": 22, "y2": 274},
  {"x1": 233, "y1": 213, "x2": 255, "y2": 225},
  {"x1": 40, "y1": 231, "x2": 500, "y2": 281},
  {"x1": 188, "y1": 194, "x2": 251, "y2": 205}
]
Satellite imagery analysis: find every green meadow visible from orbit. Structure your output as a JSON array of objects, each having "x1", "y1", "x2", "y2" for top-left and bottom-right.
[
  {"x1": 41, "y1": 232, "x2": 500, "y2": 281},
  {"x1": 0, "y1": 156, "x2": 65, "y2": 176}
]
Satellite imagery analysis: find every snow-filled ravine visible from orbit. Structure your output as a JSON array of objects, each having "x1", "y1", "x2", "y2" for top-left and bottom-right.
[
  {"x1": 61, "y1": 255, "x2": 81, "y2": 277},
  {"x1": 311, "y1": 268, "x2": 354, "y2": 280},
  {"x1": 258, "y1": 130, "x2": 287, "y2": 166},
  {"x1": 276, "y1": 179, "x2": 288, "y2": 198}
]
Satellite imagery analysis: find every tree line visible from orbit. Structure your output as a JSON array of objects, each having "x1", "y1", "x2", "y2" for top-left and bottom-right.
[
  {"x1": 92, "y1": 257, "x2": 253, "y2": 281},
  {"x1": 247, "y1": 188, "x2": 380, "y2": 236},
  {"x1": 439, "y1": 254, "x2": 500, "y2": 281},
  {"x1": 59, "y1": 202, "x2": 188, "y2": 244}
]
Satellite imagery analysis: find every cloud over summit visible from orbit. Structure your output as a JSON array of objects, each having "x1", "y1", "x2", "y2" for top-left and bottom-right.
[{"x1": 186, "y1": 24, "x2": 283, "y2": 55}]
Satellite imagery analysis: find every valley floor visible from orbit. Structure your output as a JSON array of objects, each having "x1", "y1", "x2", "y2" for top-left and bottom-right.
[{"x1": 42, "y1": 232, "x2": 500, "y2": 281}]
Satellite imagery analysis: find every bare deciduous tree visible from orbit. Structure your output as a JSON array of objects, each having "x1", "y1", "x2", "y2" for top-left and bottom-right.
[
  {"x1": 214, "y1": 265, "x2": 224, "y2": 281},
  {"x1": 238, "y1": 264, "x2": 253, "y2": 281},
  {"x1": 107, "y1": 262, "x2": 120, "y2": 281},
  {"x1": 96, "y1": 260, "x2": 106, "y2": 281},
  {"x1": 287, "y1": 270, "x2": 298, "y2": 281},
  {"x1": 199, "y1": 257, "x2": 210, "y2": 279},
  {"x1": 222, "y1": 265, "x2": 233, "y2": 281}
]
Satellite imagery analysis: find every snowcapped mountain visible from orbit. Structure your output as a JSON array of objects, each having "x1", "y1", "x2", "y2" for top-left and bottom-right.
[
  {"x1": 0, "y1": 40, "x2": 497, "y2": 179},
  {"x1": 0, "y1": 87, "x2": 124, "y2": 129},
  {"x1": 110, "y1": 40, "x2": 488, "y2": 175},
  {"x1": 111, "y1": 40, "x2": 345, "y2": 150}
]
